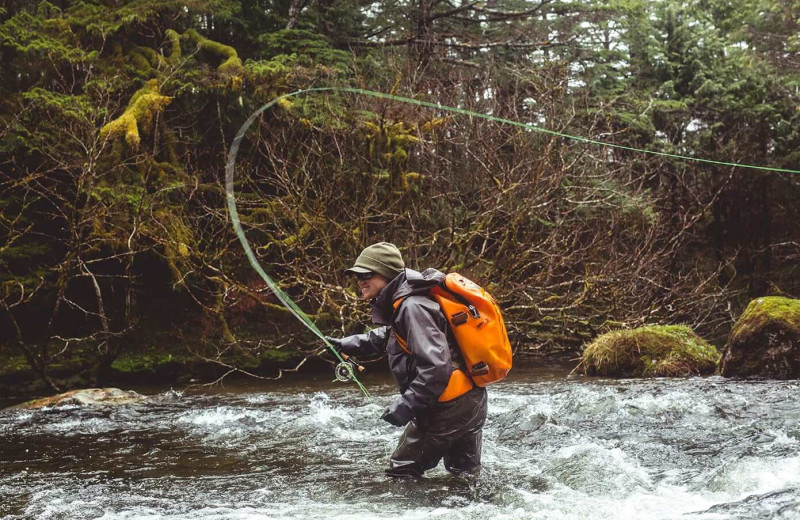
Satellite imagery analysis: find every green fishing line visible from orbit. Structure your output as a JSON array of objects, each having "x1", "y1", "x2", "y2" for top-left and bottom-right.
[
  {"x1": 225, "y1": 87, "x2": 798, "y2": 396},
  {"x1": 225, "y1": 92, "x2": 371, "y2": 397}
]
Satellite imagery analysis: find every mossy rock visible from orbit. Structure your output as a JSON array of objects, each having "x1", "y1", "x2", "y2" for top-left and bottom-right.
[
  {"x1": 720, "y1": 297, "x2": 800, "y2": 379},
  {"x1": 578, "y1": 325, "x2": 720, "y2": 377}
]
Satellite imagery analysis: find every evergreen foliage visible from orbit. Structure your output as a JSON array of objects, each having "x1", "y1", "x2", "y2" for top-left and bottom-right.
[{"x1": 0, "y1": 0, "x2": 797, "y2": 390}]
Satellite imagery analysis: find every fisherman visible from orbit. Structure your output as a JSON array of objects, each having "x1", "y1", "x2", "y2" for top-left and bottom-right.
[{"x1": 326, "y1": 242, "x2": 488, "y2": 478}]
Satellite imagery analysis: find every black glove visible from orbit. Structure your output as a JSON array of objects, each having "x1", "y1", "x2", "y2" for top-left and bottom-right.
[
  {"x1": 324, "y1": 336, "x2": 343, "y2": 354},
  {"x1": 381, "y1": 398, "x2": 415, "y2": 427}
]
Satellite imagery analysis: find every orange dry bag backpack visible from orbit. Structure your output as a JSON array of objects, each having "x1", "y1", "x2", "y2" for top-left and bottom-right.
[{"x1": 393, "y1": 273, "x2": 513, "y2": 388}]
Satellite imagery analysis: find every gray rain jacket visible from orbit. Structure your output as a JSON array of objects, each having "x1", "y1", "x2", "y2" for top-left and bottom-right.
[{"x1": 338, "y1": 268, "x2": 465, "y2": 425}]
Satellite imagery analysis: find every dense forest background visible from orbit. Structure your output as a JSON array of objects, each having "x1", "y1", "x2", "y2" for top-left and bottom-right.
[{"x1": 1, "y1": 0, "x2": 798, "y2": 391}]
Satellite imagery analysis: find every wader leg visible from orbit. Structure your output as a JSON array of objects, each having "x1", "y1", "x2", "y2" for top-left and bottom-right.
[
  {"x1": 386, "y1": 387, "x2": 488, "y2": 478},
  {"x1": 443, "y1": 429, "x2": 483, "y2": 475},
  {"x1": 385, "y1": 419, "x2": 448, "y2": 478},
  {"x1": 444, "y1": 387, "x2": 488, "y2": 475}
]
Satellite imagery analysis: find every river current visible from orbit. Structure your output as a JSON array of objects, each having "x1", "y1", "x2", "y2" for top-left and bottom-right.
[{"x1": 1, "y1": 368, "x2": 799, "y2": 520}]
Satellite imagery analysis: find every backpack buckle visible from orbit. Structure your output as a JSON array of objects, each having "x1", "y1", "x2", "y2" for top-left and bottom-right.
[{"x1": 471, "y1": 362, "x2": 490, "y2": 376}]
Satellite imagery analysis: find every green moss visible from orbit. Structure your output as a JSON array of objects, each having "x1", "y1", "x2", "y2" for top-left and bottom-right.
[
  {"x1": 730, "y1": 297, "x2": 800, "y2": 344},
  {"x1": 402, "y1": 172, "x2": 424, "y2": 192},
  {"x1": 128, "y1": 50, "x2": 152, "y2": 73},
  {"x1": 111, "y1": 352, "x2": 186, "y2": 373},
  {"x1": 164, "y1": 29, "x2": 181, "y2": 61},
  {"x1": 277, "y1": 222, "x2": 312, "y2": 247},
  {"x1": 579, "y1": 324, "x2": 721, "y2": 377},
  {"x1": 132, "y1": 45, "x2": 167, "y2": 71},
  {"x1": 183, "y1": 29, "x2": 243, "y2": 89},
  {"x1": 0, "y1": 355, "x2": 31, "y2": 376},
  {"x1": 99, "y1": 79, "x2": 172, "y2": 149},
  {"x1": 260, "y1": 349, "x2": 295, "y2": 362},
  {"x1": 721, "y1": 297, "x2": 800, "y2": 378},
  {"x1": 217, "y1": 56, "x2": 244, "y2": 76}
]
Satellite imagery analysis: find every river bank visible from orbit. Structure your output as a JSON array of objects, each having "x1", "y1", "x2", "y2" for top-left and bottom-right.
[
  {"x1": 0, "y1": 346, "x2": 322, "y2": 404},
  {"x1": 0, "y1": 340, "x2": 575, "y2": 405}
]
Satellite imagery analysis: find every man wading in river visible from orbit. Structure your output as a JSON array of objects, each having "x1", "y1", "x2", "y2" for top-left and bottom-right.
[{"x1": 327, "y1": 242, "x2": 488, "y2": 478}]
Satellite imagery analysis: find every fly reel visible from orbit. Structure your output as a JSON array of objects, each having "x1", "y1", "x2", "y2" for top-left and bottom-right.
[{"x1": 335, "y1": 360, "x2": 357, "y2": 382}]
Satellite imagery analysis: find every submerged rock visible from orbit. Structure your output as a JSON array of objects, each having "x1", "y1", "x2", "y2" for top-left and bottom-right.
[
  {"x1": 8, "y1": 388, "x2": 145, "y2": 410},
  {"x1": 577, "y1": 325, "x2": 720, "y2": 377},
  {"x1": 721, "y1": 297, "x2": 800, "y2": 379}
]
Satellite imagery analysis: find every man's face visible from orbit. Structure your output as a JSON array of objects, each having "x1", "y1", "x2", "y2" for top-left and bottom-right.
[{"x1": 355, "y1": 271, "x2": 389, "y2": 300}]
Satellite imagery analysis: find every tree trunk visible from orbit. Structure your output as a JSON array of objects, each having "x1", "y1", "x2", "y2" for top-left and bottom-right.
[
  {"x1": 286, "y1": 0, "x2": 307, "y2": 30},
  {"x1": 412, "y1": 0, "x2": 435, "y2": 68}
]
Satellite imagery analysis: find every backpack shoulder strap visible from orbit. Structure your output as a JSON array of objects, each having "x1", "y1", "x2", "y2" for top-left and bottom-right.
[
  {"x1": 391, "y1": 297, "x2": 413, "y2": 355},
  {"x1": 392, "y1": 292, "x2": 475, "y2": 402},
  {"x1": 390, "y1": 291, "x2": 450, "y2": 356}
]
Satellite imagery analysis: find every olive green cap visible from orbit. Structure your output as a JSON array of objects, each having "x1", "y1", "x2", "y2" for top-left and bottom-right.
[{"x1": 344, "y1": 242, "x2": 405, "y2": 280}]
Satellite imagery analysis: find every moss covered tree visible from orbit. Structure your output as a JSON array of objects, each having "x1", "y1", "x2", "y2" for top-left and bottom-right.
[{"x1": 1, "y1": 0, "x2": 798, "y2": 392}]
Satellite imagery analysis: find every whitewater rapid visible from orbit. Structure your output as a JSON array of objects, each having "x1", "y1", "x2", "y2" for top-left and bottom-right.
[{"x1": 1, "y1": 371, "x2": 798, "y2": 519}]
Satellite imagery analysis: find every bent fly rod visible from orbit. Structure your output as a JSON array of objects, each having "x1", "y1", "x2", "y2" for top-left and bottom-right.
[
  {"x1": 225, "y1": 87, "x2": 800, "y2": 395},
  {"x1": 224, "y1": 93, "x2": 370, "y2": 396}
]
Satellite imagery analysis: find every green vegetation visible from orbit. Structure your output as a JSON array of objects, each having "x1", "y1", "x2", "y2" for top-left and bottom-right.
[
  {"x1": 578, "y1": 325, "x2": 721, "y2": 377},
  {"x1": 99, "y1": 79, "x2": 172, "y2": 149},
  {"x1": 0, "y1": 355, "x2": 30, "y2": 377},
  {"x1": 729, "y1": 297, "x2": 800, "y2": 343},
  {"x1": 0, "y1": 0, "x2": 797, "y2": 392},
  {"x1": 111, "y1": 352, "x2": 185, "y2": 373},
  {"x1": 183, "y1": 28, "x2": 244, "y2": 89},
  {"x1": 721, "y1": 297, "x2": 800, "y2": 378}
]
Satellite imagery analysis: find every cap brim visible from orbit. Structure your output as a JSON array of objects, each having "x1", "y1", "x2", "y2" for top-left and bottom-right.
[{"x1": 344, "y1": 266, "x2": 372, "y2": 275}]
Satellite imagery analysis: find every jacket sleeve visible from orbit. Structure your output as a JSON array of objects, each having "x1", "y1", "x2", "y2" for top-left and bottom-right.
[
  {"x1": 337, "y1": 326, "x2": 390, "y2": 356},
  {"x1": 391, "y1": 298, "x2": 453, "y2": 419}
]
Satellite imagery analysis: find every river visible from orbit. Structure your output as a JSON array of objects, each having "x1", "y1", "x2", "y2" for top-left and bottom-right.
[{"x1": 1, "y1": 367, "x2": 799, "y2": 520}]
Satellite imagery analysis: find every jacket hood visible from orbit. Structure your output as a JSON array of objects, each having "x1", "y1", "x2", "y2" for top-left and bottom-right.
[{"x1": 371, "y1": 268, "x2": 445, "y2": 325}]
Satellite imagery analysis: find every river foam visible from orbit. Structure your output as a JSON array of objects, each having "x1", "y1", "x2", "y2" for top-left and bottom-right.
[{"x1": 1, "y1": 374, "x2": 798, "y2": 520}]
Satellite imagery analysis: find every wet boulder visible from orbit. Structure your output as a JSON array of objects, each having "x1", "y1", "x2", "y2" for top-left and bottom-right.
[
  {"x1": 8, "y1": 388, "x2": 145, "y2": 410},
  {"x1": 578, "y1": 325, "x2": 720, "y2": 377},
  {"x1": 721, "y1": 297, "x2": 800, "y2": 379}
]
